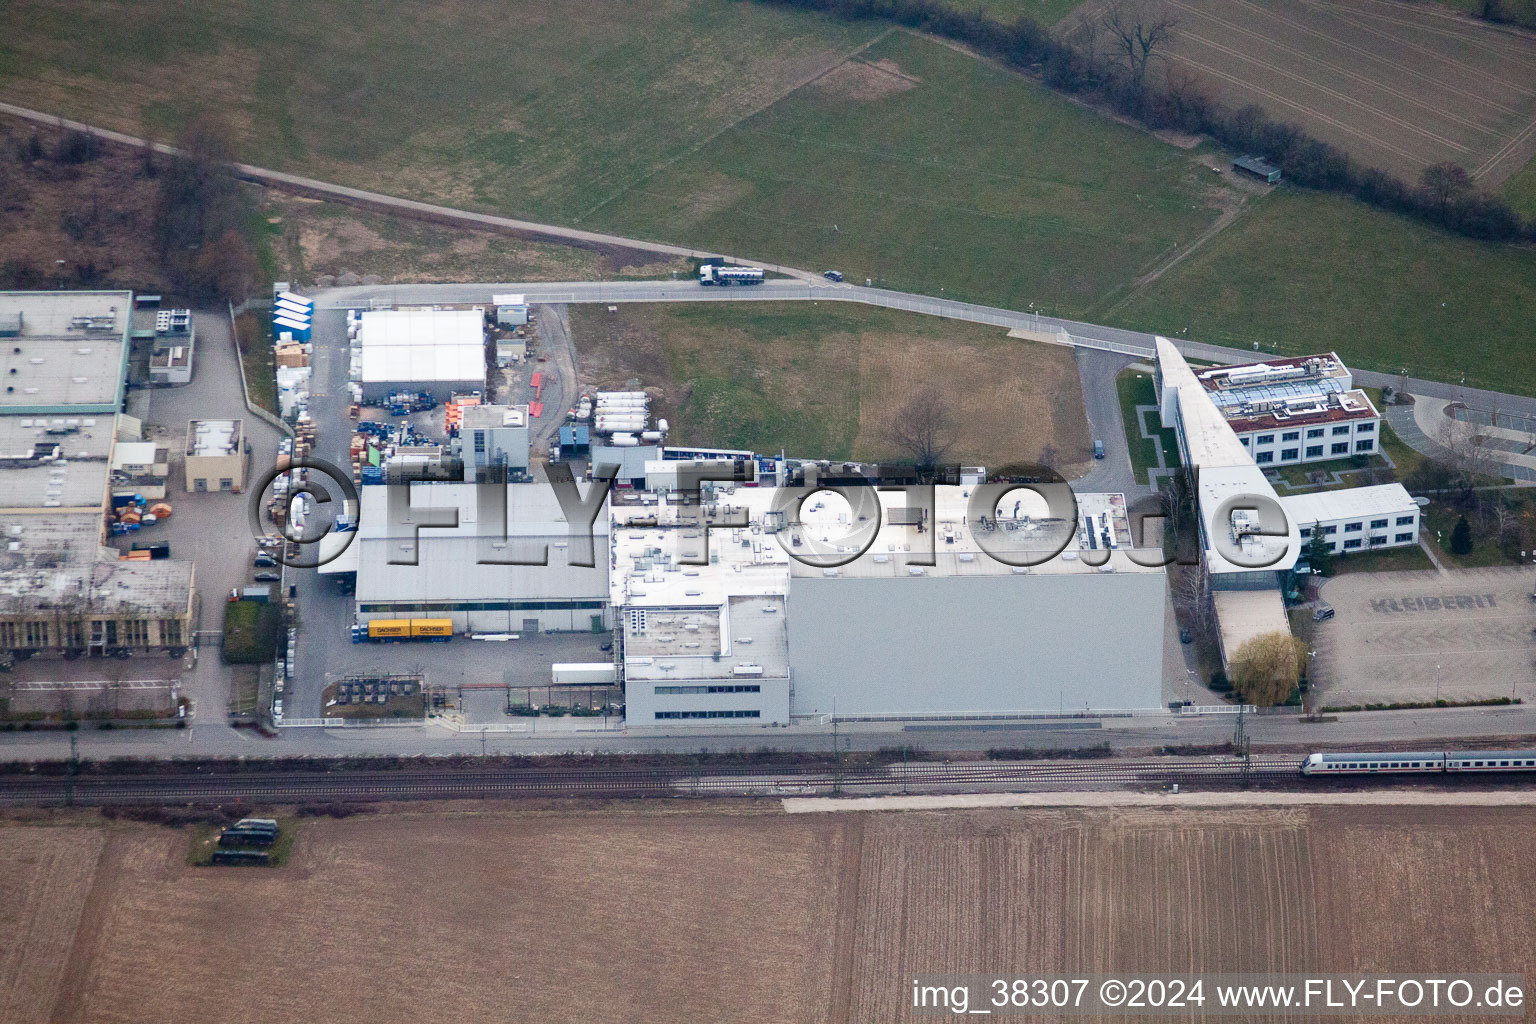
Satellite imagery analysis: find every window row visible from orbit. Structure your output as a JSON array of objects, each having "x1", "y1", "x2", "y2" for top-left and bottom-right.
[
  {"x1": 655, "y1": 709, "x2": 762, "y2": 719},
  {"x1": 654, "y1": 685, "x2": 762, "y2": 695}
]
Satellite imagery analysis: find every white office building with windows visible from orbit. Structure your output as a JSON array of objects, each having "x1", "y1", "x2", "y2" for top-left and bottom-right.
[
  {"x1": 1196, "y1": 353, "x2": 1381, "y2": 468},
  {"x1": 1283, "y1": 484, "x2": 1421, "y2": 556}
]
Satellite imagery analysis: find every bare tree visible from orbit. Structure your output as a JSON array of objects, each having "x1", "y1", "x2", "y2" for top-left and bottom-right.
[
  {"x1": 1171, "y1": 560, "x2": 1214, "y2": 642},
  {"x1": 1491, "y1": 499, "x2": 1518, "y2": 555},
  {"x1": 1434, "y1": 409, "x2": 1500, "y2": 506},
  {"x1": 1421, "y1": 162, "x2": 1474, "y2": 216},
  {"x1": 886, "y1": 386, "x2": 955, "y2": 471},
  {"x1": 1102, "y1": 0, "x2": 1178, "y2": 93}
]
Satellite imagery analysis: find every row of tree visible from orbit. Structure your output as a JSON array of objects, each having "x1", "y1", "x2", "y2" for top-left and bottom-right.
[
  {"x1": 755, "y1": 0, "x2": 1536, "y2": 244},
  {"x1": 1475, "y1": 0, "x2": 1536, "y2": 30},
  {"x1": 150, "y1": 119, "x2": 263, "y2": 303},
  {"x1": 4, "y1": 118, "x2": 261, "y2": 302}
]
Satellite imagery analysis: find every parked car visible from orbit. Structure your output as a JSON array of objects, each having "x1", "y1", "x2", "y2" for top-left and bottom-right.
[
  {"x1": 823, "y1": 270, "x2": 844, "y2": 282},
  {"x1": 1313, "y1": 604, "x2": 1335, "y2": 622},
  {"x1": 1178, "y1": 628, "x2": 1192, "y2": 644},
  {"x1": 254, "y1": 554, "x2": 277, "y2": 567},
  {"x1": 1093, "y1": 439, "x2": 1105, "y2": 459},
  {"x1": 254, "y1": 571, "x2": 281, "y2": 582}
]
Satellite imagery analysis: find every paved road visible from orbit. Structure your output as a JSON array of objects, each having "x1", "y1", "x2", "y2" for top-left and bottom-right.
[
  {"x1": 315, "y1": 279, "x2": 1536, "y2": 422},
  {"x1": 2, "y1": 703, "x2": 1534, "y2": 761},
  {"x1": 1070, "y1": 347, "x2": 1144, "y2": 496}
]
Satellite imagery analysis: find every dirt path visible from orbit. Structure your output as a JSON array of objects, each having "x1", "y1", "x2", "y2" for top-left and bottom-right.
[
  {"x1": 47, "y1": 835, "x2": 128, "y2": 1024},
  {"x1": 785, "y1": 789, "x2": 1536, "y2": 813},
  {"x1": 827, "y1": 814, "x2": 866, "y2": 1024},
  {"x1": 531, "y1": 303, "x2": 578, "y2": 449}
]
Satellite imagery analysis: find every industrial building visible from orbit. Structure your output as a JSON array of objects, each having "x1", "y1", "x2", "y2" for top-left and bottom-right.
[
  {"x1": 609, "y1": 482, "x2": 1165, "y2": 725},
  {"x1": 0, "y1": 291, "x2": 200, "y2": 670},
  {"x1": 356, "y1": 308, "x2": 486, "y2": 403},
  {"x1": 184, "y1": 419, "x2": 246, "y2": 493},
  {"x1": 146, "y1": 307, "x2": 194, "y2": 385},
  {"x1": 1285, "y1": 483, "x2": 1421, "y2": 555},
  {"x1": 453, "y1": 404, "x2": 531, "y2": 481},
  {"x1": 493, "y1": 293, "x2": 530, "y2": 327},
  {"x1": 0, "y1": 291, "x2": 133, "y2": 414},
  {"x1": 0, "y1": 513, "x2": 195, "y2": 656},
  {"x1": 1196, "y1": 352, "x2": 1380, "y2": 466},
  {"x1": 344, "y1": 482, "x2": 609, "y2": 634},
  {"x1": 0, "y1": 414, "x2": 114, "y2": 513}
]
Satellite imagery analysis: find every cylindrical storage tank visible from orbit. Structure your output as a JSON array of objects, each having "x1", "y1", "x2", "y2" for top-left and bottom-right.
[
  {"x1": 149, "y1": 502, "x2": 172, "y2": 519},
  {"x1": 657, "y1": 418, "x2": 669, "y2": 433},
  {"x1": 141, "y1": 514, "x2": 157, "y2": 525},
  {"x1": 610, "y1": 433, "x2": 639, "y2": 446},
  {"x1": 598, "y1": 391, "x2": 647, "y2": 401},
  {"x1": 640, "y1": 430, "x2": 663, "y2": 442}
]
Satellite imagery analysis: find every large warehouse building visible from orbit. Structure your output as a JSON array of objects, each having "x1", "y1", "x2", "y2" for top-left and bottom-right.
[
  {"x1": 351, "y1": 481, "x2": 609, "y2": 633},
  {"x1": 357, "y1": 308, "x2": 486, "y2": 403},
  {"x1": 609, "y1": 483, "x2": 1165, "y2": 725}
]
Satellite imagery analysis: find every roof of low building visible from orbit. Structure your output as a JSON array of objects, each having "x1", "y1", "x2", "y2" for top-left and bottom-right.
[
  {"x1": 1280, "y1": 483, "x2": 1419, "y2": 525},
  {"x1": 358, "y1": 308, "x2": 485, "y2": 385},
  {"x1": 0, "y1": 291, "x2": 131, "y2": 410}
]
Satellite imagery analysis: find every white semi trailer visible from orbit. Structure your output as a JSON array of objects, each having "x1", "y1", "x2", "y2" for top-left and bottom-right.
[{"x1": 699, "y1": 265, "x2": 765, "y2": 286}]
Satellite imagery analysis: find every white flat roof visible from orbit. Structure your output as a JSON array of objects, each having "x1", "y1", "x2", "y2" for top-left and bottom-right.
[
  {"x1": 492, "y1": 294, "x2": 527, "y2": 306},
  {"x1": 0, "y1": 292, "x2": 130, "y2": 409},
  {"x1": 1281, "y1": 483, "x2": 1418, "y2": 525},
  {"x1": 358, "y1": 308, "x2": 485, "y2": 384},
  {"x1": 1158, "y1": 338, "x2": 1300, "y2": 576}
]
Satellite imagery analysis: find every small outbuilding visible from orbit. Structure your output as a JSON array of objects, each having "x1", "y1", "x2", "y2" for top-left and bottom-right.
[{"x1": 1233, "y1": 155, "x2": 1282, "y2": 184}]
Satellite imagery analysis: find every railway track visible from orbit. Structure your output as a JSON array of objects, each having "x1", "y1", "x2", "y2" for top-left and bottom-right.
[{"x1": 0, "y1": 757, "x2": 1303, "y2": 806}]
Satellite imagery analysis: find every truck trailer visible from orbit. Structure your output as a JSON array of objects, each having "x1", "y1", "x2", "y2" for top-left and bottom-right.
[
  {"x1": 699, "y1": 265, "x2": 765, "y2": 286},
  {"x1": 350, "y1": 618, "x2": 454, "y2": 643}
]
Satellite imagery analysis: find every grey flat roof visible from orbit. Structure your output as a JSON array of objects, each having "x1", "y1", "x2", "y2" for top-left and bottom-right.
[
  {"x1": 0, "y1": 292, "x2": 131, "y2": 410},
  {"x1": 0, "y1": 512, "x2": 192, "y2": 617},
  {"x1": 0, "y1": 414, "x2": 113, "y2": 509}
]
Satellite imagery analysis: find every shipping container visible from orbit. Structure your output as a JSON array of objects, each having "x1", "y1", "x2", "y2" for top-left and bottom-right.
[
  {"x1": 410, "y1": 618, "x2": 454, "y2": 639},
  {"x1": 367, "y1": 619, "x2": 412, "y2": 640}
]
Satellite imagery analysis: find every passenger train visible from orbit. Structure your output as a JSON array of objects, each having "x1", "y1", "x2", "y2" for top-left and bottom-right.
[{"x1": 1301, "y1": 751, "x2": 1536, "y2": 776}]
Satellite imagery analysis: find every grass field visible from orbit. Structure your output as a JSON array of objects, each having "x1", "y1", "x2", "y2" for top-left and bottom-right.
[
  {"x1": 1328, "y1": 543, "x2": 1436, "y2": 574},
  {"x1": 0, "y1": 1, "x2": 880, "y2": 220},
  {"x1": 1114, "y1": 370, "x2": 1181, "y2": 484},
  {"x1": 221, "y1": 600, "x2": 278, "y2": 664},
  {"x1": 0, "y1": 4, "x2": 1230, "y2": 317},
  {"x1": 1112, "y1": 189, "x2": 1536, "y2": 395},
  {"x1": 1502, "y1": 154, "x2": 1536, "y2": 220},
  {"x1": 11, "y1": 803, "x2": 1536, "y2": 1023},
  {"x1": 596, "y1": 30, "x2": 1227, "y2": 314},
  {"x1": 570, "y1": 302, "x2": 1092, "y2": 467},
  {"x1": 924, "y1": 0, "x2": 1088, "y2": 26},
  {"x1": 7, "y1": 0, "x2": 1536, "y2": 396}
]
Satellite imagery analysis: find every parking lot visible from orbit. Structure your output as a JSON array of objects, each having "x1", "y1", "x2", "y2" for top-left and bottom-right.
[{"x1": 1312, "y1": 567, "x2": 1536, "y2": 706}]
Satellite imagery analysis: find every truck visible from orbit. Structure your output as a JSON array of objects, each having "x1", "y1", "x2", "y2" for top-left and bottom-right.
[
  {"x1": 699, "y1": 264, "x2": 765, "y2": 286},
  {"x1": 350, "y1": 618, "x2": 454, "y2": 643}
]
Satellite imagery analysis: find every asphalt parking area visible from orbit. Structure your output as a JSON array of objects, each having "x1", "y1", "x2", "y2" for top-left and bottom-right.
[{"x1": 1313, "y1": 567, "x2": 1536, "y2": 706}]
